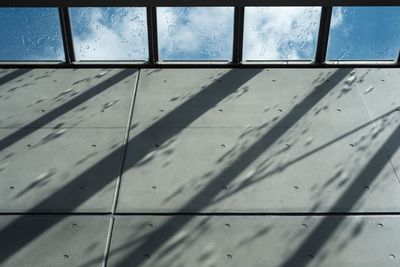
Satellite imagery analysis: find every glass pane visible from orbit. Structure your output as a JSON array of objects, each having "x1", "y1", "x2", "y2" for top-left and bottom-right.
[
  {"x1": 328, "y1": 7, "x2": 400, "y2": 60},
  {"x1": 70, "y1": 7, "x2": 148, "y2": 61},
  {"x1": 157, "y1": 7, "x2": 234, "y2": 60},
  {"x1": 0, "y1": 8, "x2": 64, "y2": 61},
  {"x1": 243, "y1": 7, "x2": 321, "y2": 61}
]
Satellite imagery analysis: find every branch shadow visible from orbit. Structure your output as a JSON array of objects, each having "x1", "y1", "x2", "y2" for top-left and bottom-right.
[
  {"x1": 107, "y1": 68, "x2": 353, "y2": 267},
  {"x1": 0, "y1": 68, "x2": 262, "y2": 264},
  {"x1": 0, "y1": 69, "x2": 135, "y2": 152},
  {"x1": 278, "y1": 128, "x2": 400, "y2": 267},
  {"x1": 3, "y1": 67, "x2": 389, "y2": 267},
  {"x1": 213, "y1": 106, "x2": 400, "y2": 203}
]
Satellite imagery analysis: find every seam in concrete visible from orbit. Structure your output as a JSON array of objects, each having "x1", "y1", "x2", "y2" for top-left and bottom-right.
[
  {"x1": 0, "y1": 212, "x2": 111, "y2": 216},
  {"x1": 113, "y1": 212, "x2": 400, "y2": 216},
  {"x1": 0, "y1": 126, "x2": 127, "y2": 129},
  {"x1": 102, "y1": 69, "x2": 141, "y2": 267},
  {"x1": 356, "y1": 81, "x2": 400, "y2": 185}
]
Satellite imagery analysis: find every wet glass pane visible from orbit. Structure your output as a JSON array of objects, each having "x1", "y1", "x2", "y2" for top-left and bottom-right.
[
  {"x1": 157, "y1": 7, "x2": 234, "y2": 61},
  {"x1": 0, "y1": 8, "x2": 64, "y2": 61},
  {"x1": 70, "y1": 7, "x2": 148, "y2": 61},
  {"x1": 328, "y1": 7, "x2": 400, "y2": 61},
  {"x1": 243, "y1": 7, "x2": 321, "y2": 61}
]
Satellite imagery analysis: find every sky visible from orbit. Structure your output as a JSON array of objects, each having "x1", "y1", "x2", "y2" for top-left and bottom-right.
[{"x1": 0, "y1": 7, "x2": 399, "y2": 61}]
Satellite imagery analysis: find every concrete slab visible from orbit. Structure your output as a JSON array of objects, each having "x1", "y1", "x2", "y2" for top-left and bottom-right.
[
  {"x1": 118, "y1": 124, "x2": 400, "y2": 213},
  {"x1": 0, "y1": 69, "x2": 17, "y2": 80},
  {"x1": 355, "y1": 69, "x2": 400, "y2": 181},
  {"x1": 355, "y1": 68, "x2": 400, "y2": 119},
  {"x1": 108, "y1": 215, "x2": 400, "y2": 267},
  {"x1": 118, "y1": 68, "x2": 400, "y2": 213},
  {"x1": 0, "y1": 215, "x2": 109, "y2": 267},
  {"x1": 369, "y1": 115, "x2": 400, "y2": 184},
  {"x1": 0, "y1": 68, "x2": 137, "y2": 128},
  {"x1": 0, "y1": 128, "x2": 125, "y2": 212},
  {"x1": 0, "y1": 69, "x2": 33, "y2": 87},
  {"x1": 130, "y1": 68, "x2": 371, "y2": 130},
  {"x1": 2, "y1": 67, "x2": 400, "y2": 267}
]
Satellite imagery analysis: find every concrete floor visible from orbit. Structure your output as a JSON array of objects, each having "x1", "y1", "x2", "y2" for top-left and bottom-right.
[{"x1": 0, "y1": 67, "x2": 400, "y2": 266}]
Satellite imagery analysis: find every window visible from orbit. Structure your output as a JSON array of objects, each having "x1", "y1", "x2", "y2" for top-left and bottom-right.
[
  {"x1": 157, "y1": 7, "x2": 234, "y2": 61},
  {"x1": 0, "y1": 4, "x2": 398, "y2": 65},
  {"x1": 0, "y1": 8, "x2": 64, "y2": 61},
  {"x1": 327, "y1": 7, "x2": 400, "y2": 61},
  {"x1": 70, "y1": 7, "x2": 148, "y2": 61},
  {"x1": 243, "y1": 7, "x2": 321, "y2": 61}
]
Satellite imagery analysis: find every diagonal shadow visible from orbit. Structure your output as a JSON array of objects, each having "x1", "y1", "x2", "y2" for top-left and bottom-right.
[
  {"x1": 0, "y1": 69, "x2": 135, "y2": 152},
  {"x1": 214, "y1": 107, "x2": 400, "y2": 203},
  {"x1": 0, "y1": 69, "x2": 262, "y2": 264},
  {"x1": 278, "y1": 124, "x2": 400, "y2": 267},
  {"x1": 110, "y1": 68, "x2": 353, "y2": 267},
  {"x1": 0, "y1": 69, "x2": 31, "y2": 87}
]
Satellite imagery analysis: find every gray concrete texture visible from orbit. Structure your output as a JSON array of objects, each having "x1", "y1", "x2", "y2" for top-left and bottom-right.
[
  {"x1": 0, "y1": 215, "x2": 109, "y2": 267},
  {"x1": 108, "y1": 215, "x2": 400, "y2": 267},
  {"x1": 1, "y1": 68, "x2": 400, "y2": 266},
  {"x1": 119, "y1": 68, "x2": 400, "y2": 213}
]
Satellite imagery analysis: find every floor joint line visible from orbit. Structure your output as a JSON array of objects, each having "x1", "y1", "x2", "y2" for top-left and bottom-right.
[
  {"x1": 356, "y1": 78, "x2": 400, "y2": 185},
  {"x1": 101, "y1": 69, "x2": 141, "y2": 267}
]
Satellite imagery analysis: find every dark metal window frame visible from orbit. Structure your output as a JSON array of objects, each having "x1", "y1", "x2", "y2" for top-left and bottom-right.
[{"x1": 0, "y1": 0, "x2": 399, "y2": 68}]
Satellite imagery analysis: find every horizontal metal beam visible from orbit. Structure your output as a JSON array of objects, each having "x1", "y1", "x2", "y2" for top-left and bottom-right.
[
  {"x1": 0, "y1": 0, "x2": 400, "y2": 7},
  {"x1": 0, "y1": 62, "x2": 398, "y2": 69}
]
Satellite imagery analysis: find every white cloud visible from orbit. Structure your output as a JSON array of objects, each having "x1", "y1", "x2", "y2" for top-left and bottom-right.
[
  {"x1": 243, "y1": 7, "x2": 322, "y2": 60},
  {"x1": 71, "y1": 8, "x2": 148, "y2": 60},
  {"x1": 157, "y1": 7, "x2": 234, "y2": 60},
  {"x1": 69, "y1": 7, "x2": 344, "y2": 61},
  {"x1": 331, "y1": 7, "x2": 344, "y2": 28}
]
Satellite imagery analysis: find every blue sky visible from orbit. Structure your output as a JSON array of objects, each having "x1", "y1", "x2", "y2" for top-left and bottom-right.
[
  {"x1": 0, "y1": 7, "x2": 399, "y2": 61},
  {"x1": 328, "y1": 7, "x2": 400, "y2": 60},
  {"x1": 0, "y1": 8, "x2": 64, "y2": 60}
]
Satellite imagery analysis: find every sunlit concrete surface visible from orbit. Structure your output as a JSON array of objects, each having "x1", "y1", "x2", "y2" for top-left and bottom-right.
[
  {"x1": 0, "y1": 215, "x2": 109, "y2": 267},
  {"x1": 0, "y1": 69, "x2": 137, "y2": 213},
  {"x1": 1, "y1": 68, "x2": 400, "y2": 266},
  {"x1": 109, "y1": 215, "x2": 399, "y2": 267},
  {"x1": 118, "y1": 69, "x2": 400, "y2": 213}
]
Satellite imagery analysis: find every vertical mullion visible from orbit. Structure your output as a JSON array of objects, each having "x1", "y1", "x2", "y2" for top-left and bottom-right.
[
  {"x1": 315, "y1": 6, "x2": 332, "y2": 64},
  {"x1": 397, "y1": 49, "x2": 400, "y2": 63},
  {"x1": 58, "y1": 7, "x2": 75, "y2": 64},
  {"x1": 232, "y1": 6, "x2": 245, "y2": 64},
  {"x1": 147, "y1": 7, "x2": 159, "y2": 64}
]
